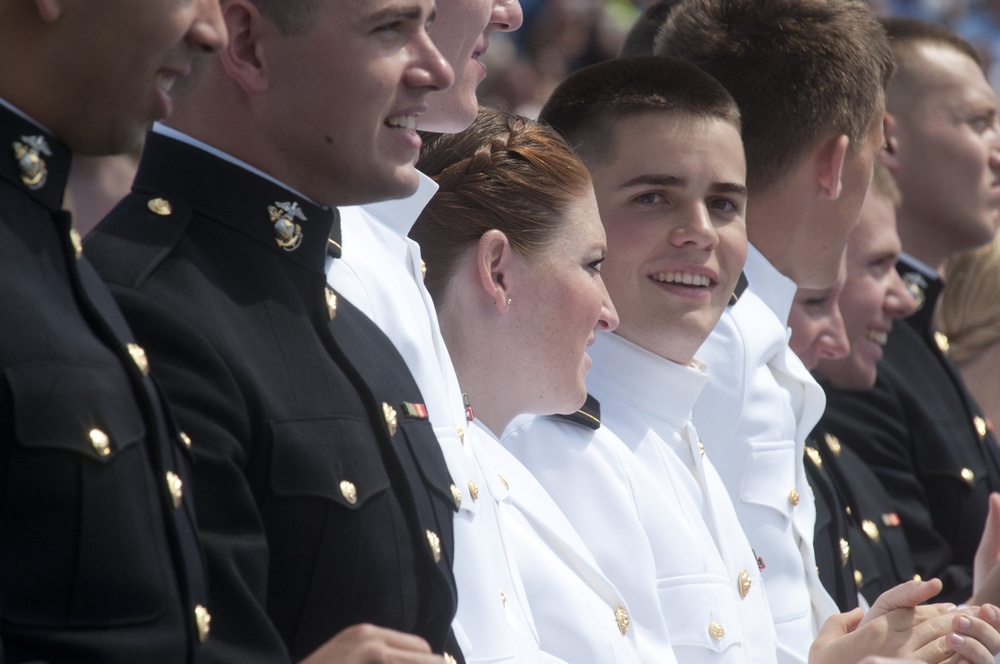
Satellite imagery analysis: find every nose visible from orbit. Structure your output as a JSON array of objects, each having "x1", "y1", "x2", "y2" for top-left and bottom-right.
[
  {"x1": 187, "y1": 0, "x2": 228, "y2": 53},
  {"x1": 597, "y1": 279, "x2": 620, "y2": 333},
  {"x1": 671, "y1": 205, "x2": 719, "y2": 250},
  {"x1": 885, "y1": 270, "x2": 918, "y2": 318},
  {"x1": 817, "y1": 305, "x2": 850, "y2": 361},
  {"x1": 489, "y1": 0, "x2": 525, "y2": 34},
  {"x1": 406, "y1": 29, "x2": 456, "y2": 92}
]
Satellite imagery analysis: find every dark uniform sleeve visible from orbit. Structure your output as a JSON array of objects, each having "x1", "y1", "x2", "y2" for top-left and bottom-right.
[
  {"x1": 108, "y1": 286, "x2": 291, "y2": 664},
  {"x1": 823, "y1": 371, "x2": 973, "y2": 602}
]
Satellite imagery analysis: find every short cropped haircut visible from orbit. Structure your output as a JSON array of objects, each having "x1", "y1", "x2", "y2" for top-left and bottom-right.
[
  {"x1": 245, "y1": 0, "x2": 317, "y2": 34},
  {"x1": 881, "y1": 18, "x2": 984, "y2": 115},
  {"x1": 619, "y1": 0, "x2": 683, "y2": 58},
  {"x1": 412, "y1": 107, "x2": 593, "y2": 304},
  {"x1": 656, "y1": 0, "x2": 894, "y2": 195},
  {"x1": 537, "y1": 56, "x2": 741, "y2": 171}
]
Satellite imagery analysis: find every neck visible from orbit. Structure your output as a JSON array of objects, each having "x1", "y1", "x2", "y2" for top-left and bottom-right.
[
  {"x1": 437, "y1": 292, "x2": 519, "y2": 437},
  {"x1": 895, "y1": 208, "x2": 951, "y2": 274},
  {"x1": 743, "y1": 184, "x2": 813, "y2": 286}
]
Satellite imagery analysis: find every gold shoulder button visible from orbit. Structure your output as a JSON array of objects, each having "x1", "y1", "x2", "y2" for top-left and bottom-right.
[
  {"x1": 147, "y1": 197, "x2": 173, "y2": 216},
  {"x1": 615, "y1": 606, "x2": 630, "y2": 636},
  {"x1": 194, "y1": 605, "x2": 211, "y2": 643},
  {"x1": 89, "y1": 428, "x2": 111, "y2": 457}
]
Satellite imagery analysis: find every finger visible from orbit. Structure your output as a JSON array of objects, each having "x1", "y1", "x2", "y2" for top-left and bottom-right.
[
  {"x1": 863, "y1": 579, "x2": 945, "y2": 627},
  {"x1": 950, "y1": 611, "x2": 1000, "y2": 657},
  {"x1": 811, "y1": 608, "x2": 865, "y2": 660},
  {"x1": 974, "y1": 493, "x2": 1000, "y2": 597}
]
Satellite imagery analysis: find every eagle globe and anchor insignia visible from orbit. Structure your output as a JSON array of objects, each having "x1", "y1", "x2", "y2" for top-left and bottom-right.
[
  {"x1": 268, "y1": 201, "x2": 305, "y2": 251},
  {"x1": 12, "y1": 135, "x2": 52, "y2": 190}
]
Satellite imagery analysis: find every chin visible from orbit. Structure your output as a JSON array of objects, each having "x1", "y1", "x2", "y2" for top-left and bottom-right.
[{"x1": 420, "y1": 99, "x2": 478, "y2": 134}]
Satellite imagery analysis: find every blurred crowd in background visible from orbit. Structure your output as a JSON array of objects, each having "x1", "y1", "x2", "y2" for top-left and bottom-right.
[
  {"x1": 67, "y1": 0, "x2": 1000, "y2": 236},
  {"x1": 478, "y1": 0, "x2": 1000, "y2": 117}
]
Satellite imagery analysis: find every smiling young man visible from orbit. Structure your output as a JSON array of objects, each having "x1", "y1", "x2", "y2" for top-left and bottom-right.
[
  {"x1": 653, "y1": 1, "x2": 894, "y2": 658},
  {"x1": 0, "y1": 0, "x2": 225, "y2": 661},
  {"x1": 821, "y1": 18, "x2": 1000, "y2": 606},
  {"x1": 501, "y1": 55, "x2": 1000, "y2": 664},
  {"x1": 83, "y1": 1, "x2": 471, "y2": 663}
]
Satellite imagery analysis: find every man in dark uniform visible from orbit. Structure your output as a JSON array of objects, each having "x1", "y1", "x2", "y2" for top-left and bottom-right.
[
  {"x1": 822, "y1": 18, "x2": 1000, "y2": 604},
  {"x1": 0, "y1": 1, "x2": 225, "y2": 662},
  {"x1": 789, "y1": 165, "x2": 920, "y2": 609},
  {"x1": 85, "y1": 1, "x2": 461, "y2": 663}
]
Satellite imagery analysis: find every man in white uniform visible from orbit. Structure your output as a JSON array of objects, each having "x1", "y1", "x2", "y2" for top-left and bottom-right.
[
  {"x1": 325, "y1": 2, "x2": 641, "y2": 661},
  {"x1": 656, "y1": 1, "x2": 894, "y2": 659},
  {"x1": 504, "y1": 55, "x2": 1000, "y2": 664}
]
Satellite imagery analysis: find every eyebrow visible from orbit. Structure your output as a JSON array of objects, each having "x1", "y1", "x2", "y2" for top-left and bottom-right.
[
  {"x1": 617, "y1": 173, "x2": 748, "y2": 197},
  {"x1": 365, "y1": 4, "x2": 433, "y2": 25}
]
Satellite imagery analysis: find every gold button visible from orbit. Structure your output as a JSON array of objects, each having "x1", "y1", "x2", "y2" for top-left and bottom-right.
[
  {"x1": 426, "y1": 529, "x2": 441, "y2": 563},
  {"x1": 382, "y1": 403, "x2": 398, "y2": 437},
  {"x1": 325, "y1": 288, "x2": 337, "y2": 320},
  {"x1": 862, "y1": 519, "x2": 880, "y2": 542},
  {"x1": 975, "y1": 416, "x2": 988, "y2": 440},
  {"x1": 127, "y1": 343, "x2": 150, "y2": 376},
  {"x1": 468, "y1": 481, "x2": 479, "y2": 501},
  {"x1": 69, "y1": 228, "x2": 82, "y2": 259},
  {"x1": 166, "y1": 471, "x2": 183, "y2": 508},
  {"x1": 698, "y1": 441, "x2": 706, "y2": 457},
  {"x1": 788, "y1": 488, "x2": 800, "y2": 506},
  {"x1": 962, "y1": 467, "x2": 975, "y2": 486},
  {"x1": 444, "y1": 654, "x2": 457, "y2": 664},
  {"x1": 498, "y1": 474, "x2": 509, "y2": 491},
  {"x1": 148, "y1": 197, "x2": 173, "y2": 216},
  {"x1": 615, "y1": 606, "x2": 630, "y2": 636},
  {"x1": 935, "y1": 331, "x2": 950, "y2": 354},
  {"x1": 824, "y1": 432, "x2": 842, "y2": 456},
  {"x1": 499, "y1": 590, "x2": 506, "y2": 607},
  {"x1": 840, "y1": 538, "x2": 850, "y2": 566},
  {"x1": 179, "y1": 431, "x2": 192, "y2": 448},
  {"x1": 456, "y1": 427, "x2": 465, "y2": 445},
  {"x1": 708, "y1": 621, "x2": 725, "y2": 640},
  {"x1": 89, "y1": 428, "x2": 111, "y2": 457},
  {"x1": 913, "y1": 573, "x2": 922, "y2": 582},
  {"x1": 194, "y1": 604, "x2": 211, "y2": 643},
  {"x1": 421, "y1": 259, "x2": 427, "y2": 280},
  {"x1": 805, "y1": 445, "x2": 822, "y2": 469},
  {"x1": 340, "y1": 480, "x2": 357, "y2": 505},
  {"x1": 738, "y1": 569, "x2": 751, "y2": 598},
  {"x1": 450, "y1": 484, "x2": 462, "y2": 509},
  {"x1": 854, "y1": 569, "x2": 864, "y2": 587}
]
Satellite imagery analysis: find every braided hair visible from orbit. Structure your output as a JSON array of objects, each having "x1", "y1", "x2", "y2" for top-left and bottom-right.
[{"x1": 412, "y1": 107, "x2": 593, "y2": 303}]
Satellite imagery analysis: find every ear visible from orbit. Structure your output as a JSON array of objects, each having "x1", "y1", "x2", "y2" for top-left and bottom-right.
[
  {"x1": 219, "y1": 0, "x2": 269, "y2": 96},
  {"x1": 475, "y1": 229, "x2": 515, "y2": 312},
  {"x1": 33, "y1": 0, "x2": 64, "y2": 22},
  {"x1": 877, "y1": 112, "x2": 899, "y2": 171},
  {"x1": 816, "y1": 133, "x2": 849, "y2": 200}
]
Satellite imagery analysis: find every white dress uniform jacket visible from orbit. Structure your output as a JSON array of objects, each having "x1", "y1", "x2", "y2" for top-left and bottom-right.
[
  {"x1": 692, "y1": 245, "x2": 838, "y2": 664},
  {"x1": 505, "y1": 331, "x2": 782, "y2": 664},
  {"x1": 328, "y1": 176, "x2": 637, "y2": 663}
]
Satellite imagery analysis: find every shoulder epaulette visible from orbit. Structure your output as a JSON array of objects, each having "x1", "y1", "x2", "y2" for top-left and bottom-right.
[
  {"x1": 728, "y1": 271, "x2": 749, "y2": 307},
  {"x1": 84, "y1": 191, "x2": 191, "y2": 289},
  {"x1": 551, "y1": 393, "x2": 601, "y2": 430}
]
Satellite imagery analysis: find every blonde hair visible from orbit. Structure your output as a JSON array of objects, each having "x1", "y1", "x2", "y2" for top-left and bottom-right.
[{"x1": 938, "y1": 233, "x2": 1000, "y2": 365}]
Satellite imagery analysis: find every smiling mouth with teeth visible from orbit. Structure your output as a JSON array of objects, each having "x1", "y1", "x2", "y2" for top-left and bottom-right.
[
  {"x1": 652, "y1": 272, "x2": 711, "y2": 287},
  {"x1": 866, "y1": 330, "x2": 888, "y2": 346},
  {"x1": 386, "y1": 115, "x2": 417, "y2": 130}
]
